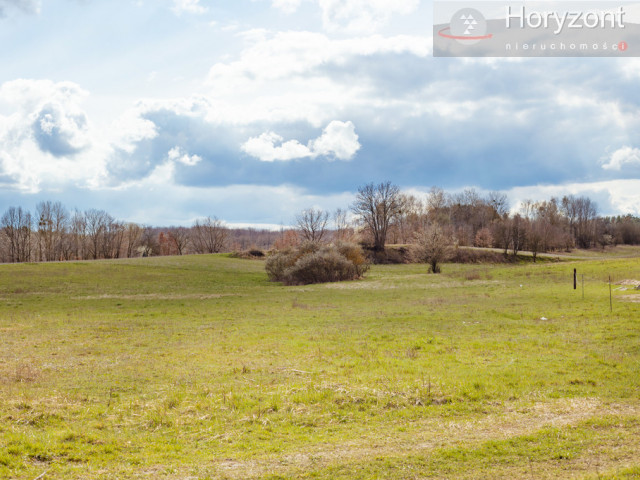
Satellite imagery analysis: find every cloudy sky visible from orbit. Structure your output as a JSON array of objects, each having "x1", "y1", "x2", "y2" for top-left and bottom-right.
[{"x1": 1, "y1": 0, "x2": 640, "y2": 227}]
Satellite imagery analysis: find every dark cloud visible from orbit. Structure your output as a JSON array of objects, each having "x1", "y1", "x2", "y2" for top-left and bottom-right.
[{"x1": 32, "y1": 103, "x2": 88, "y2": 157}]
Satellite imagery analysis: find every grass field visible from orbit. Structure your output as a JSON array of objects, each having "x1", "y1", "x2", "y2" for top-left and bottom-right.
[{"x1": 1, "y1": 252, "x2": 639, "y2": 479}]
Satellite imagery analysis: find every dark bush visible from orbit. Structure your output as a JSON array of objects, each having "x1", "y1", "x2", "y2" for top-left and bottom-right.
[
  {"x1": 284, "y1": 250, "x2": 357, "y2": 285},
  {"x1": 363, "y1": 245, "x2": 411, "y2": 264},
  {"x1": 266, "y1": 242, "x2": 369, "y2": 285},
  {"x1": 230, "y1": 249, "x2": 266, "y2": 259}
]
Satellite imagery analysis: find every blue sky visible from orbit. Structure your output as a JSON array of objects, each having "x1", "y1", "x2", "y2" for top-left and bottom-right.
[{"x1": 1, "y1": 0, "x2": 640, "y2": 227}]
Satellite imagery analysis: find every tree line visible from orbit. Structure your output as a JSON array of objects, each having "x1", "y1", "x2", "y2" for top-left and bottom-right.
[
  {"x1": 294, "y1": 183, "x2": 640, "y2": 261},
  {"x1": 0, "y1": 202, "x2": 238, "y2": 263},
  {"x1": 2, "y1": 186, "x2": 640, "y2": 264}
]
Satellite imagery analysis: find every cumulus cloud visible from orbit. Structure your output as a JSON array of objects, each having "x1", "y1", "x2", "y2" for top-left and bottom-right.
[
  {"x1": 0, "y1": 0, "x2": 39, "y2": 17},
  {"x1": 242, "y1": 120, "x2": 360, "y2": 162},
  {"x1": 602, "y1": 146, "x2": 640, "y2": 171},
  {"x1": 242, "y1": 132, "x2": 312, "y2": 162},
  {"x1": 0, "y1": 79, "x2": 99, "y2": 192},
  {"x1": 167, "y1": 146, "x2": 202, "y2": 166},
  {"x1": 172, "y1": 0, "x2": 206, "y2": 15},
  {"x1": 318, "y1": 0, "x2": 419, "y2": 32},
  {"x1": 205, "y1": 31, "x2": 431, "y2": 126},
  {"x1": 32, "y1": 102, "x2": 90, "y2": 156},
  {"x1": 309, "y1": 120, "x2": 360, "y2": 159}
]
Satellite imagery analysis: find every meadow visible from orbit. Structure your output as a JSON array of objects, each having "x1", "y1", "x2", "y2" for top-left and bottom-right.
[{"x1": 0, "y1": 251, "x2": 639, "y2": 479}]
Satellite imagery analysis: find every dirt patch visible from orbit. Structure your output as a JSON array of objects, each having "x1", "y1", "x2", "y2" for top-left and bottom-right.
[
  {"x1": 620, "y1": 294, "x2": 640, "y2": 303},
  {"x1": 617, "y1": 279, "x2": 640, "y2": 287}
]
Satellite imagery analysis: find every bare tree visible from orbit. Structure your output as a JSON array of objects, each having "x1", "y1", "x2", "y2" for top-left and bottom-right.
[
  {"x1": 70, "y1": 210, "x2": 87, "y2": 260},
  {"x1": 426, "y1": 186, "x2": 448, "y2": 225},
  {"x1": 351, "y1": 182, "x2": 402, "y2": 251},
  {"x1": 102, "y1": 220, "x2": 125, "y2": 259},
  {"x1": 413, "y1": 224, "x2": 452, "y2": 274},
  {"x1": 140, "y1": 226, "x2": 159, "y2": 257},
  {"x1": 1, "y1": 206, "x2": 33, "y2": 263},
  {"x1": 125, "y1": 223, "x2": 143, "y2": 258},
  {"x1": 192, "y1": 217, "x2": 228, "y2": 253},
  {"x1": 333, "y1": 208, "x2": 351, "y2": 242},
  {"x1": 487, "y1": 191, "x2": 509, "y2": 217},
  {"x1": 296, "y1": 208, "x2": 329, "y2": 243},
  {"x1": 166, "y1": 227, "x2": 190, "y2": 255},
  {"x1": 84, "y1": 209, "x2": 113, "y2": 260},
  {"x1": 510, "y1": 214, "x2": 526, "y2": 256}
]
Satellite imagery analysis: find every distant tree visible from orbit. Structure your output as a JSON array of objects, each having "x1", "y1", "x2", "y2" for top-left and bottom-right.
[
  {"x1": 70, "y1": 210, "x2": 87, "y2": 260},
  {"x1": 351, "y1": 181, "x2": 402, "y2": 251},
  {"x1": 426, "y1": 186, "x2": 448, "y2": 225},
  {"x1": 561, "y1": 195, "x2": 598, "y2": 248},
  {"x1": 1, "y1": 206, "x2": 32, "y2": 263},
  {"x1": 333, "y1": 208, "x2": 351, "y2": 242},
  {"x1": 487, "y1": 191, "x2": 509, "y2": 217},
  {"x1": 413, "y1": 224, "x2": 452, "y2": 274},
  {"x1": 510, "y1": 214, "x2": 526, "y2": 256},
  {"x1": 166, "y1": 227, "x2": 190, "y2": 255},
  {"x1": 273, "y1": 229, "x2": 299, "y2": 250},
  {"x1": 125, "y1": 223, "x2": 143, "y2": 258},
  {"x1": 474, "y1": 227, "x2": 493, "y2": 248},
  {"x1": 140, "y1": 226, "x2": 159, "y2": 257},
  {"x1": 192, "y1": 217, "x2": 228, "y2": 253},
  {"x1": 492, "y1": 215, "x2": 512, "y2": 255},
  {"x1": 84, "y1": 209, "x2": 111, "y2": 260},
  {"x1": 296, "y1": 208, "x2": 329, "y2": 243}
]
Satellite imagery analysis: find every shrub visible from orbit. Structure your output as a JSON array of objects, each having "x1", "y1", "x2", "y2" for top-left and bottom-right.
[
  {"x1": 266, "y1": 242, "x2": 369, "y2": 285},
  {"x1": 284, "y1": 250, "x2": 357, "y2": 285},
  {"x1": 265, "y1": 252, "x2": 296, "y2": 282},
  {"x1": 362, "y1": 245, "x2": 411, "y2": 264},
  {"x1": 413, "y1": 225, "x2": 453, "y2": 274}
]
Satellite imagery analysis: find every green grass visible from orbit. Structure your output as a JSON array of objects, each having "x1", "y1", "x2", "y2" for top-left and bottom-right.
[{"x1": 1, "y1": 254, "x2": 639, "y2": 479}]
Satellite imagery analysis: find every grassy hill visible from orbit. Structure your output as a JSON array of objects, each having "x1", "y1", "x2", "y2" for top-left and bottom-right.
[{"x1": 1, "y1": 254, "x2": 639, "y2": 479}]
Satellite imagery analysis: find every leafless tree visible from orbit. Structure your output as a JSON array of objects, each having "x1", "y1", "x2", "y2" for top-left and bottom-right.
[
  {"x1": 413, "y1": 224, "x2": 452, "y2": 273},
  {"x1": 351, "y1": 182, "x2": 402, "y2": 251},
  {"x1": 35, "y1": 201, "x2": 69, "y2": 261},
  {"x1": 140, "y1": 226, "x2": 159, "y2": 257},
  {"x1": 510, "y1": 214, "x2": 526, "y2": 256},
  {"x1": 487, "y1": 191, "x2": 509, "y2": 217},
  {"x1": 166, "y1": 227, "x2": 190, "y2": 255},
  {"x1": 333, "y1": 208, "x2": 351, "y2": 242},
  {"x1": 192, "y1": 216, "x2": 228, "y2": 253},
  {"x1": 296, "y1": 208, "x2": 329, "y2": 243},
  {"x1": 84, "y1": 209, "x2": 112, "y2": 260},
  {"x1": 70, "y1": 210, "x2": 87, "y2": 260},
  {"x1": 102, "y1": 221, "x2": 125, "y2": 259},
  {"x1": 125, "y1": 223, "x2": 143, "y2": 258},
  {"x1": 1, "y1": 206, "x2": 32, "y2": 263}
]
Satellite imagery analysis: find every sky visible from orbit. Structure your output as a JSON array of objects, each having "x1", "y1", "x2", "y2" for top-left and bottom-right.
[{"x1": 1, "y1": 0, "x2": 640, "y2": 228}]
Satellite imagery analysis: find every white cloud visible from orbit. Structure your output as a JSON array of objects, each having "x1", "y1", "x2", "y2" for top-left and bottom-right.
[
  {"x1": 242, "y1": 120, "x2": 360, "y2": 162},
  {"x1": 167, "y1": 146, "x2": 202, "y2": 166},
  {"x1": 602, "y1": 146, "x2": 640, "y2": 171},
  {"x1": 172, "y1": 0, "x2": 206, "y2": 15},
  {"x1": 0, "y1": 79, "x2": 102, "y2": 192},
  {"x1": 310, "y1": 120, "x2": 360, "y2": 159},
  {"x1": 272, "y1": 0, "x2": 301, "y2": 14},
  {"x1": 242, "y1": 132, "x2": 312, "y2": 162},
  {"x1": 318, "y1": 0, "x2": 419, "y2": 32},
  {"x1": 205, "y1": 31, "x2": 431, "y2": 125}
]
